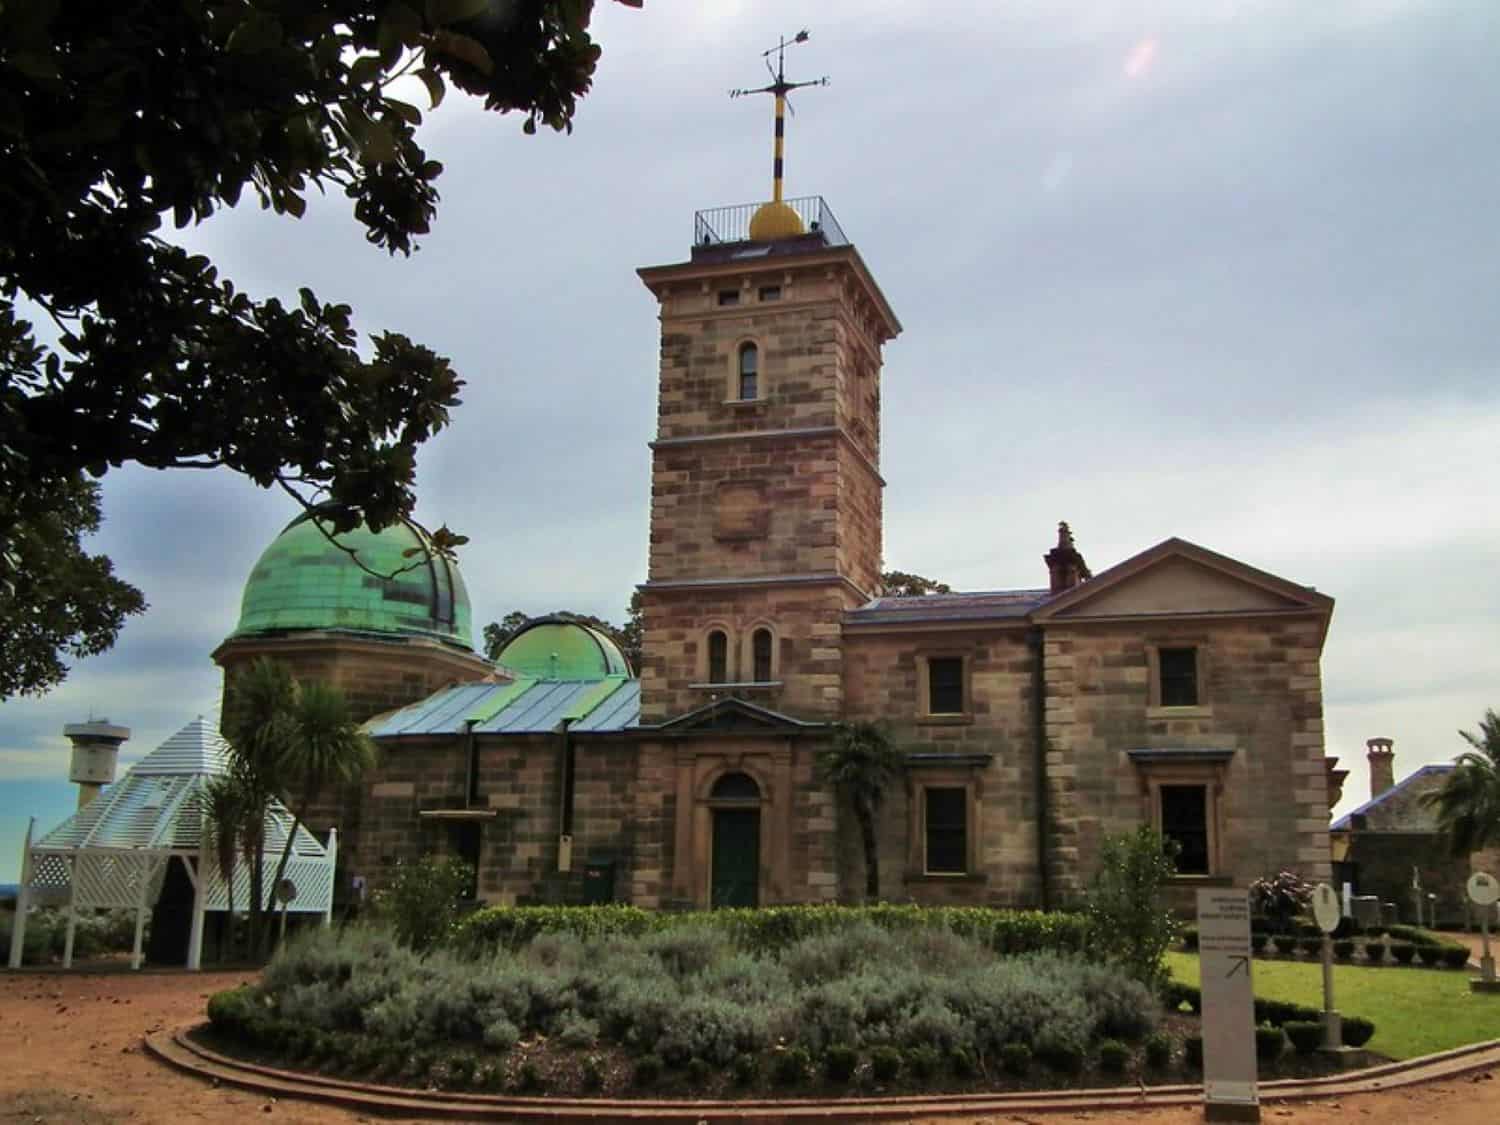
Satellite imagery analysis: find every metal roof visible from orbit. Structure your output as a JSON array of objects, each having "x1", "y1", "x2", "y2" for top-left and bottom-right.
[
  {"x1": 1330, "y1": 763, "x2": 1455, "y2": 831},
  {"x1": 846, "y1": 588, "x2": 1053, "y2": 626},
  {"x1": 366, "y1": 677, "x2": 641, "y2": 738},
  {"x1": 497, "y1": 619, "x2": 631, "y2": 679},
  {"x1": 34, "y1": 716, "x2": 326, "y2": 859}
]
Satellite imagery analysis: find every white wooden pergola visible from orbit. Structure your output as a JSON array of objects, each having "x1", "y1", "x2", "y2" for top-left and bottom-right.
[{"x1": 6, "y1": 716, "x2": 336, "y2": 971}]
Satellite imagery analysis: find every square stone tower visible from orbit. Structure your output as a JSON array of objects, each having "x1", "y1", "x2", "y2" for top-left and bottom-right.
[{"x1": 636, "y1": 199, "x2": 901, "y2": 723}]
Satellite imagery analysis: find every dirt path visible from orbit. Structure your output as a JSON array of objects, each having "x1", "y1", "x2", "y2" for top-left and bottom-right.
[{"x1": 3, "y1": 967, "x2": 1499, "y2": 1124}]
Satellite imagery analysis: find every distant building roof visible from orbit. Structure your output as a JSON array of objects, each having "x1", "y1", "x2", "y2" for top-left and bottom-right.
[
  {"x1": 846, "y1": 588, "x2": 1053, "y2": 626},
  {"x1": 496, "y1": 618, "x2": 631, "y2": 680},
  {"x1": 1330, "y1": 763, "x2": 1455, "y2": 831}
]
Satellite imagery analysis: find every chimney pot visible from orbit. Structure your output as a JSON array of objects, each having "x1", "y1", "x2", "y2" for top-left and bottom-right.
[
  {"x1": 1044, "y1": 521, "x2": 1092, "y2": 595},
  {"x1": 1366, "y1": 737, "x2": 1395, "y2": 799}
]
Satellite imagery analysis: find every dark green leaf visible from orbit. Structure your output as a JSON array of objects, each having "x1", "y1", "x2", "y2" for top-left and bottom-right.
[{"x1": 414, "y1": 67, "x2": 445, "y2": 110}]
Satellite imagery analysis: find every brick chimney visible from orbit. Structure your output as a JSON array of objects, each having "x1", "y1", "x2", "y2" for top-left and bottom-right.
[
  {"x1": 1366, "y1": 737, "x2": 1395, "y2": 798},
  {"x1": 1044, "y1": 521, "x2": 1092, "y2": 595}
]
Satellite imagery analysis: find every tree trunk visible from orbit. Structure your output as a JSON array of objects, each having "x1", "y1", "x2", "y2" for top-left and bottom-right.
[
  {"x1": 265, "y1": 811, "x2": 305, "y2": 955},
  {"x1": 247, "y1": 823, "x2": 266, "y2": 961},
  {"x1": 856, "y1": 795, "x2": 881, "y2": 902}
]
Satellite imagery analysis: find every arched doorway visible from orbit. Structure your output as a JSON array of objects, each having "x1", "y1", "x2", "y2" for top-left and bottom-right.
[{"x1": 709, "y1": 772, "x2": 761, "y2": 908}]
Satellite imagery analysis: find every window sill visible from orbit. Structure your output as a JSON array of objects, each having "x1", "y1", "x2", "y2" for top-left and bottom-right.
[
  {"x1": 1147, "y1": 705, "x2": 1214, "y2": 721},
  {"x1": 688, "y1": 681, "x2": 782, "y2": 690},
  {"x1": 721, "y1": 397, "x2": 766, "y2": 407},
  {"x1": 905, "y1": 871, "x2": 987, "y2": 884},
  {"x1": 1165, "y1": 874, "x2": 1232, "y2": 887},
  {"x1": 916, "y1": 713, "x2": 973, "y2": 726}
]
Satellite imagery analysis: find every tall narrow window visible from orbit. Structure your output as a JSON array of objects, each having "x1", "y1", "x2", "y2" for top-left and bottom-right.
[
  {"x1": 927, "y1": 657, "x2": 965, "y2": 714},
  {"x1": 737, "y1": 343, "x2": 758, "y2": 400},
  {"x1": 707, "y1": 629, "x2": 728, "y2": 684},
  {"x1": 1160, "y1": 784, "x2": 1210, "y2": 874},
  {"x1": 925, "y1": 788, "x2": 968, "y2": 874},
  {"x1": 752, "y1": 628, "x2": 773, "y2": 682},
  {"x1": 1158, "y1": 647, "x2": 1199, "y2": 707}
]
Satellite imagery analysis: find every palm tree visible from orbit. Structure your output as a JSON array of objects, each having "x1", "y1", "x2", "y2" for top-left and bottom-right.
[
  {"x1": 1425, "y1": 709, "x2": 1500, "y2": 856},
  {"x1": 265, "y1": 679, "x2": 377, "y2": 939},
  {"x1": 201, "y1": 767, "x2": 257, "y2": 959},
  {"x1": 817, "y1": 721, "x2": 903, "y2": 901}
]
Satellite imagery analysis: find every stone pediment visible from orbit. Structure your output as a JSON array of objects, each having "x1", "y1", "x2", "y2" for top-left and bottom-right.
[
  {"x1": 1034, "y1": 538, "x2": 1332, "y2": 622},
  {"x1": 645, "y1": 696, "x2": 823, "y2": 736}
]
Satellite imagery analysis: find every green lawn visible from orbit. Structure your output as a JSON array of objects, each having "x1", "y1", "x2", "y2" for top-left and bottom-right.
[{"x1": 1166, "y1": 952, "x2": 1500, "y2": 1060}]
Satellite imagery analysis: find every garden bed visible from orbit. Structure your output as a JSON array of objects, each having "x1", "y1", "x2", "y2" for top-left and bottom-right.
[{"x1": 204, "y1": 917, "x2": 1373, "y2": 1099}]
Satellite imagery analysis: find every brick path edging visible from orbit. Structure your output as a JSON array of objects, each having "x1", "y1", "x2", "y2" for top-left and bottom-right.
[{"x1": 145, "y1": 1025, "x2": 1500, "y2": 1123}]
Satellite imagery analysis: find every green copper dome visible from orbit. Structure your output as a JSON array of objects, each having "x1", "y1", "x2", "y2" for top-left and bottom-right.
[
  {"x1": 496, "y1": 618, "x2": 630, "y2": 680},
  {"x1": 232, "y1": 510, "x2": 473, "y2": 649}
]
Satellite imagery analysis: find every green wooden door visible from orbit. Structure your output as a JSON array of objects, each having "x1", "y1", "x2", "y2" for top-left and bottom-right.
[{"x1": 711, "y1": 807, "x2": 760, "y2": 908}]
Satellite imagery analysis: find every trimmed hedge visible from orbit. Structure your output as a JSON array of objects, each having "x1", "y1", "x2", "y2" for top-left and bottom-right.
[
  {"x1": 1284, "y1": 1020, "x2": 1323, "y2": 1054},
  {"x1": 1343, "y1": 1016, "x2": 1376, "y2": 1048},
  {"x1": 453, "y1": 903, "x2": 1091, "y2": 958}
]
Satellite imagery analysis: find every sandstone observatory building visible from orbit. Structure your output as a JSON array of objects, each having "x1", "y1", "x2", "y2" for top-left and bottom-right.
[{"x1": 214, "y1": 194, "x2": 1338, "y2": 913}]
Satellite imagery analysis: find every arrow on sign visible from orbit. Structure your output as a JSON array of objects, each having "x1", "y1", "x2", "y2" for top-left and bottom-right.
[{"x1": 1225, "y1": 956, "x2": 1250, "y2": 978}]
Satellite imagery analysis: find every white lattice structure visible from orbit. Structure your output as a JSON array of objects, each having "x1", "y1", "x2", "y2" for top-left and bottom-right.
[{"x1": 7, "y1": 716, "x2": 336, "y2": 971}]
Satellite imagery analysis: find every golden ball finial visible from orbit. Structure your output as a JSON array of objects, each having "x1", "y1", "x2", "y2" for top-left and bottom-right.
[{"x1": 748, "y1": 200, "x2": 805, "y2": 241}]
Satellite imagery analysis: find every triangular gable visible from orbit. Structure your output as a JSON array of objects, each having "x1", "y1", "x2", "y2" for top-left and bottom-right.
[
  {"x1": 1033, "y1": 538, "x2": 1332, "y2": 623},
  {"x1": 644, "y1": 697, "x2": 824, "y2": 736}
]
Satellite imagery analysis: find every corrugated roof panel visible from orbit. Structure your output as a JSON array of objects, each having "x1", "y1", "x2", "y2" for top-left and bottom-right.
[{"x1": 573, "y1": 679, "x2": 642, "y2": 732}]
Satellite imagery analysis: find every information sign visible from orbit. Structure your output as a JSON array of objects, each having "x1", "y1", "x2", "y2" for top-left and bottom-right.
[{"x1": 1197, "y1": 888, "x2": 1259, "y2": 1121}]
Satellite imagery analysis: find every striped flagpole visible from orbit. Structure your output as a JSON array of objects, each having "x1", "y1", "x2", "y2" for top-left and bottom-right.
[{"x1": 773, "y1": 93, "x2": 786, "y2": 202}]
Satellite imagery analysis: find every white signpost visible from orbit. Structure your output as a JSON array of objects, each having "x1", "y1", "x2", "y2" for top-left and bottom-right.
[
  {"x1": 1468, "y1": 872, "x2": 1499, "y2": 994},
  {"x1": 1198, "y1": 889, "x2": 1259, "y2": 1122},
  {"x1": 1311, "y1": 882, "x2": 1343, "y2": 1049}
]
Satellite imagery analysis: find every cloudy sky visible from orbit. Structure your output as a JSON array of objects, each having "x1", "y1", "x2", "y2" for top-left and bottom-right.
[{"x1": 5, "y1": 0, "x2": 1498, "y2": 881}]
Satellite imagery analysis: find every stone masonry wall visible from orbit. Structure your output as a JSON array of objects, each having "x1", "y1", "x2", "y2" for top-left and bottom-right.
[{"x1": 1042, "y1": 617, "x2": 1332, "y2": 904}]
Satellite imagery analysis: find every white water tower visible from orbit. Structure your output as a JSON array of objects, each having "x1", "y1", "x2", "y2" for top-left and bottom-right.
[{"x1": 64, "y1": 720, "x2": 130, "y2": 809}]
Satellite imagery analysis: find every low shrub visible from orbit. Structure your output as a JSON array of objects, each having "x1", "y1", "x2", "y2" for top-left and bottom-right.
[
  {"x1": 1284, "y1": 1020, "x2": 1323, "y2": 1054},
  {"x1": 1144, "y1": 1032, "x2": 1172, "y2": 1069},
  {"x1": 1442, "y1": 947, "x2": 1471, "y2": 969},
  {"x1": 371, "y1": 856, "x2": 474, "y2": 953},
  {"x1": 1098, "y1": 1038, "x2": 1130, "y2": 1073},
  {"x1": 1390, "y1": 942, "x2": 1417, "y2": 964},
  {"x1": 684, "y1": 1057, "x2": 713, "y2": 1085},
  {"x1": 1255, "y1": 1026, "x2": 1284, "y2": 1063},
  {"x1": 1037, "y1": 1037, "x2": 1085, "y2": 1075},
  {"x1": 581, "y1": 1054, "x2": 605, "y2": 1091},
  {"x1": 948, "y1": 1045, "x2": 977, "y2": 1077},
  {"x1": 1333, "y1": 939, "x2": 1355, "y2": 961},
  {"x1": 905, "y1": 1045, "x2": 941, "y2": 1081},
  {"x1": 1343, "y1": 1017, "x2": 1376, "y2": 1048},
  {"x1": 823, "y1": 1045, "x2": 858, "y2": 1083},
  {"x1": 1000, "y1": 1042, "x2": 1031, "y2": 1076},
  {"x1": 869, "y1": 1045, "x2": 903, "y2": 1082},
  {"x1": 513, "y1": 1060, "x2": 545, "y2": 1093},
  {"x1": 633, "y1": 1054, "x2": 663, "y2": 1088},
  {"x1": 1299, "y1": 937, "x2": 1323, "y2": 957},
  {"x1": 772, "y1": 1046, "x2": 811, "y2": 1086},
  {"x1": 731, "y1": 1054, "x2": 758, "y2": 1086},
  {"x1": 1184, "y1": 1035, "x2": 1203, "y2": 1069},
  {"x1": 1181, "y1": 926, "x2": 1199, "y2": 951},
  {"x1": 1385, "y1": 924, "x2": 1441, "y2": 947},
  {"x1": 1415, "y1": 944, "x2": 1443, "y2": 967},
  {"x1": 1250, "y1": 932, "x2": 1268, "y2": 954},
  {"x1": 1272, "y1": 935, "x2": 1298, "y2": 955},
  {"x1": 1363, "y1": 941, "x2": 1386, "y2": 963}
]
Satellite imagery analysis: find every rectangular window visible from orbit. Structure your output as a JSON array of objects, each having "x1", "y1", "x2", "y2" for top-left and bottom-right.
[
  {"x1": 1158, "y1": 647, "x2": 1198, "y2": 707},
  {"x1": 927, "y1": 657, "x2": 965, "y2": 714},
  {"x1": 925, "y1": 787, "x2": 968, "y2": 874},
  {"x1": 717, "y1": 289, "x2": 740, "y2": 307},
  {"x1": 758, "y1": 285, "x2": 782, "y2": 302},
  {"x1": 1160, "y1": 784, "x2": 1210, "y2": 875}
]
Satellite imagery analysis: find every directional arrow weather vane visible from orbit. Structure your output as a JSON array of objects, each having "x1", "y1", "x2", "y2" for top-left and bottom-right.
[{"x1": 729, "y1": 29, "x2": 829, "y2": 204}]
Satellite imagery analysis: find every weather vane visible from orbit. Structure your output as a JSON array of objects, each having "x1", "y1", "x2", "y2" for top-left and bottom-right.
[{"x1": 729, "y1": 30, "x2": 829, "y2": 205}]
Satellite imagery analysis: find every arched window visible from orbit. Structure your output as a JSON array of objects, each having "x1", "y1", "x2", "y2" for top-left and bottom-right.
[
  {"x1": 752, "y1": 627, "x2": 773, "y2": 682},
  {"x1": 707, "y1": 629, "x2": 728, "y2": 683},
  {"x1": 711, "y1": 771, "x2": 761, "y2": 800},
  {"x1": 737, "y1": 342, "x2": 758, "y2": 400}
]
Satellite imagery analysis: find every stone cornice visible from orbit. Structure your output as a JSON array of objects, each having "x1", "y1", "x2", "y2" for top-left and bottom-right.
[
  {"x1": 651, "y1": 425, "x2": 884, "y2": 487},
  {"x1": 640, "y1": 571, "x2": 873, "y2": 602}
]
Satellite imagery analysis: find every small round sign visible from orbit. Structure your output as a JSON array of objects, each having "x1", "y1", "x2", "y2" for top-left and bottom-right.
[
  {"x1": 1312, "y1": 882, "x2": 1341, "y2": 933},
  {"x1": 275, "y1": 878, "x2": 298, "y2": 905},
  {"x1": 1468, "y1": 872, "x2": 1500, "y2": 907}
]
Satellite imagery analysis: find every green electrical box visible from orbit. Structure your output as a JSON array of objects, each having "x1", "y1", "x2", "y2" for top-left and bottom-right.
[{"x1": 582, "y1": 858, "x2": 616, "y2": 904}]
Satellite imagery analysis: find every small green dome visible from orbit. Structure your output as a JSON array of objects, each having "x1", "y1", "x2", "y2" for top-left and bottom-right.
[
  {"x1": 233, "y1": 510, "x2": 473, "y2": 649},
  {"x1": 496, "y1": 618, "x2": 630, "y2": 680}
]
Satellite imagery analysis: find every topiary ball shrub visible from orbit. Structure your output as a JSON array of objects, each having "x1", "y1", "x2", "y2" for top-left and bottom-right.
[
  {"x1": 1038, "y1": 1039, "x2": 1085, "y2": 1075},
  {"x1": 905, "y1": 1045, "x2": 941, "y2": 1081},
  {"x1": 823, "y1": 1045, "x2": 858, "y2": 1083},
  {"x1": 773, "y1": 1047, "x2": 811, "y2": 1086},
  {"x1": 1098, "y1": 1039, "x2": 1130, "y2": 1073},
  {"x1": 1284, "y1": 1021, "x2": 1323, "y2": 1054},
  {"x1": 1364, "y1": 941, "x2": 1386, "y2": 963},
  {"x1": 731, "y1": 1054, "x2": 758, "y2": 1087},
  {"x1": 1255, "y1": 1026, "x2": 1284, "y2": 1063},
  {"x1": 685, "y1": 1057, "x2": 713, "y2": 1086},
  {"x1": 1251, "y1": 932, "x2": 1269, "y2": 954},
  {"x1": 1184, "y1": 1035, "x2": 1204, "y2": 1069},
  {"x1": 1416, "y1": 944, "x2": 1444, "y2": 967},
  {"x1": 1181, "y1": 926, "x2": 1200, "y2": 951},
  {"x1": 1144, "y1": 1032, "x2": 1172, "y2": 1069},
  {"x1": 634, "y1": 1054, "x2": 663, "y2": 1088},
  {"x1": 1299, "y1": 937, "x2": 1323, "y2": 957},
  {"x1": 1391, "y1": 942, "x2": 1417, "y2": 965},
  {"x1": 1000, "y1": 1042, "x2": 1032, "y2": 1076},
  {"x1": 1333, "y1": 939, "x2": 1356, "y2": 960},
  {"x1": 513, "y1": 1060, "x2": 546, "y2": 1093},
  {"x1": 1343, "y1": 1017, "x2": 1376, "y2": 1048},
  {"x1": 948, "y1": 1045, "x2": 978, "y2": 1078},
  {"x1": 1442, "y1": 946, "x2": 1471, "y2": 969},
  {"x1": 1273, "y1": 935, "x2": 1298, "y2": 955},
  {"x1": 869, "y1": 1045, "x2": 902, "y2": 1083}
]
